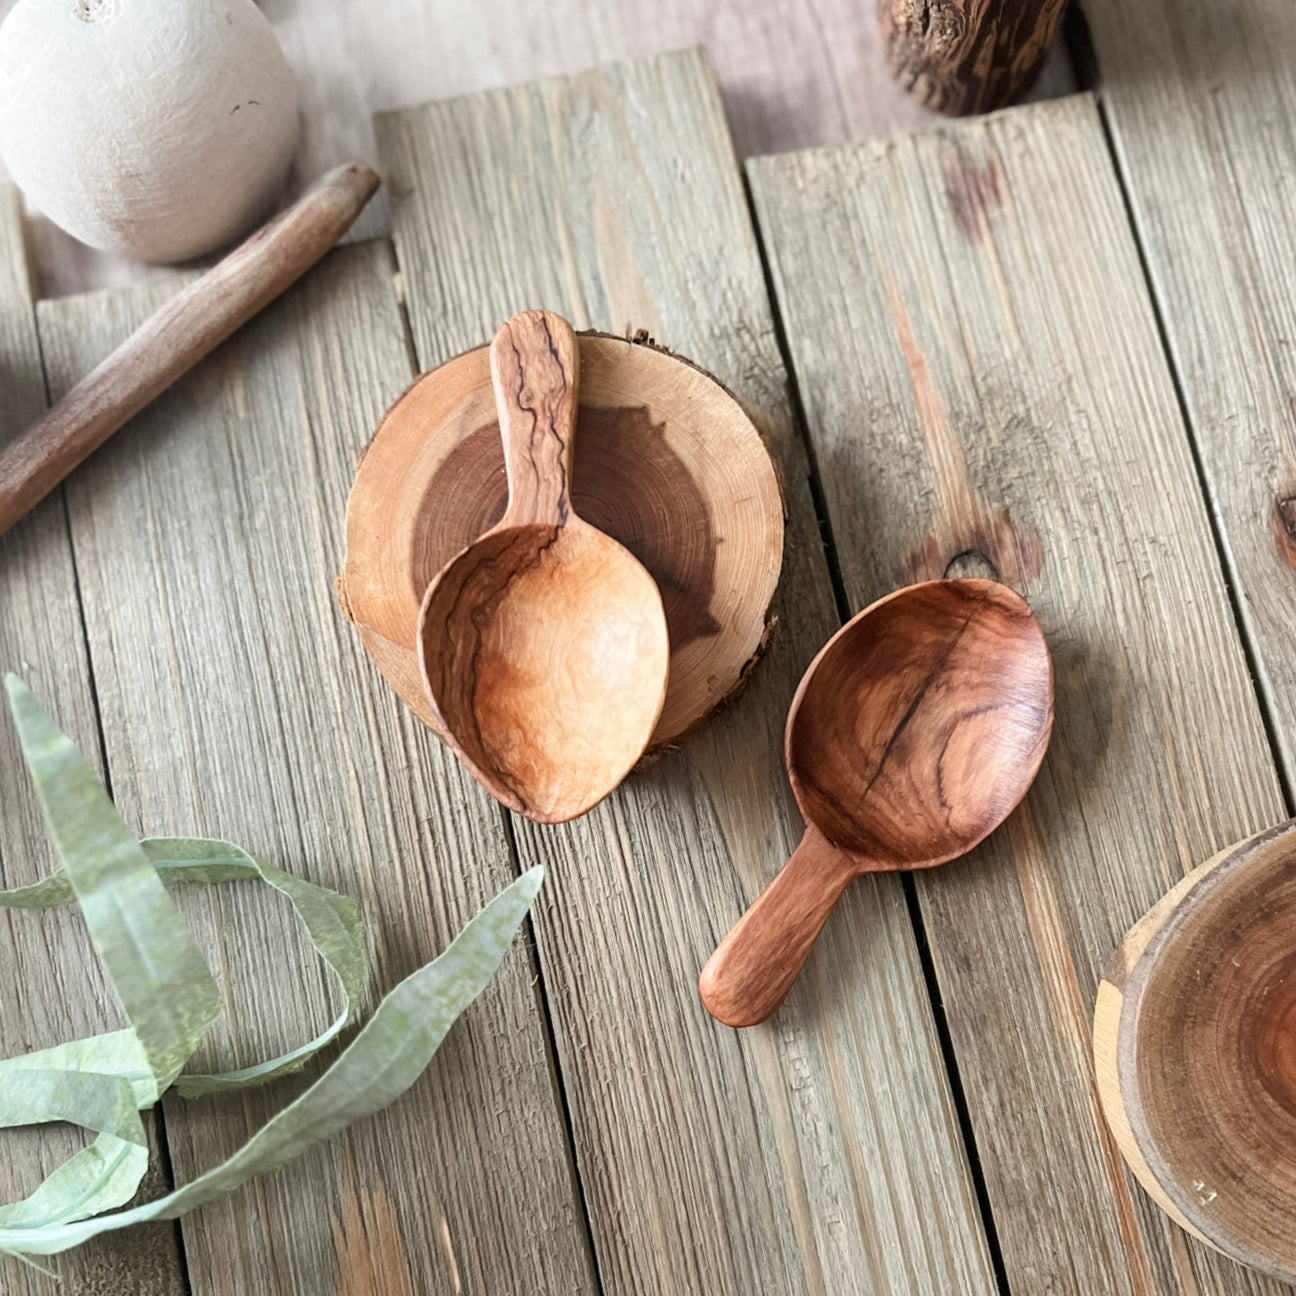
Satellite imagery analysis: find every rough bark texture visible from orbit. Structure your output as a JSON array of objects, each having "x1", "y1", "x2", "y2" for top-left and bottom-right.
[{"x1": 880, "y1": 0, "x2": 1070, "y2": 115}]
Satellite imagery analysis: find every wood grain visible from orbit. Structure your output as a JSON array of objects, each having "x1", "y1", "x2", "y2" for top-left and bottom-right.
[
  {"x1": 418, "y1": 310, "x2": 670, "y2": 823},
  {"x1": 879, "y1": 0, "x2": 1070, "y2": 115},
  {"x1": 1095, "y1": 821, "x2": 1296, "y2": 1284},
  {"x1": 0, "y1": 182, "x2": 188, "y2": 1296},
  {"x1": 750, "y1": 93, "x2": 1291, "y2": 1296},
  {"x1": 700, "y1": 579, "x2": 1054, "y2": 1027},
  {"x1": 340, "y1": 333, "x2": 785, "y2": 747},
  {"x1": 1085, "y1": 1, "x2": 1296, "y2": 799},
  {"x1": 381, "y1": 47, "x2": 1000, "y2": 1295},
  {"x1": 36, "y1": 244, "x2": 597, "y2": 1294}
]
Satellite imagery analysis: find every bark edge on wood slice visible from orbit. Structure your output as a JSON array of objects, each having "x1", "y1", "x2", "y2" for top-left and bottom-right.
[
  {"x1": 340, "y1": 330, "x2": 785, "y2": 747},
  {"x1": 878, "y1": 0, "x2": 1070, "y2": 115},
  {"x1": 1094, "y1": 819, "x2": 1296, "y2": 1284}
]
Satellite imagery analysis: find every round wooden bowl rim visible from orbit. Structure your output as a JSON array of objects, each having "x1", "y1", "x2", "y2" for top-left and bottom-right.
[{"x1": 1116, "y1": 817, "x2": 1296, "y2": 1282}]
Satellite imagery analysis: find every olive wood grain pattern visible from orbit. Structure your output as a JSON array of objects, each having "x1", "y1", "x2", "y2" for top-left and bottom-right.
[
  {"x1": 1084, "y1": 0, "x2": 1296, "y2": 798},
  {"x1": 36, "y1": 246, "x2": 597, "y2": 1295},
  {"x1": 1094, "y1": 821, "x2": 1296, "y2": 1284},
  {"x1": 0, "y1": 185, "x2": 187, "y2": 1296},
  {"x1": 381, "y1": 48, "x2": 1001, "y2": 1296},
  {"x1": 341, "y1": 333, "x2": 784, "y2": 748},
  {"x1": 701, "y1": 579, "x2": 1053, "y2": 1027},
  {"x1": 749, "y1": 94, "x2": 1292, "y2": 1296},
  {"x1": 418, "y1": 310, "x2": 669, "y2": 823},
  {"x1": 0, "y1": 163, "x2": 379, "y2": 539},
  {"x1": 879, "y1": 0, "x2": 1069, "y2": 115}
]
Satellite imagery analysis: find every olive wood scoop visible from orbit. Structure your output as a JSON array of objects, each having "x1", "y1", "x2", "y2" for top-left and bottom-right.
[
  {"x1": 418, "y1": 309, "x2": 670, "y2": 825},
  {"x1": 0, "y1": 162, "x2": 380, "y2": 538},
  {"x1": 700, "y1": 579, "x2": 1053, "y2": 1027}
]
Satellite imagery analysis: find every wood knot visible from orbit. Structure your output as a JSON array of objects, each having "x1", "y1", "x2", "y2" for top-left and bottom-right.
[
  {"x1": 943, "y1": 549, "x2": 1000, "y2": 581},
  {"x1": 904, "y1": 506, "x2": 1042, "y2": 589}
]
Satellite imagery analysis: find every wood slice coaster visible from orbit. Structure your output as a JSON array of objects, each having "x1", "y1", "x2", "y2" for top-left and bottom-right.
[
  {"x1": 339, "y1": 333, "x2": 785, "y2": 747},
  {"x1": 1093, "y1": 820, "x2": 1296, "y2": 1283}
]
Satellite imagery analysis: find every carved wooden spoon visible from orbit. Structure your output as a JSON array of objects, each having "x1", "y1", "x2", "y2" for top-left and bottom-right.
[
  {"x1": 418, "y1": 310, "x2": 670, "y2": 824},
  {"x1": 700, "y1": 579, "x2": 1053, "y2": 1026}
]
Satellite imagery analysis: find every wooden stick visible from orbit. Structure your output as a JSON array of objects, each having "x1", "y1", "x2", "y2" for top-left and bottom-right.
[
  {"x1": 0, "y1": 162, "x2": 381, "y2": 537},
  {"x1": 878, "y1": 0, "x2": 1069, "y2": 116}
]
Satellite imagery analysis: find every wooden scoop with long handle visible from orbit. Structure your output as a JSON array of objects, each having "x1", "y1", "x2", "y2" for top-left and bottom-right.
[
  {"x1": 700, "y1": 579, "x2": 1054, "y2": 1026},
  {"x1": 417, "y1": 310, "x2": 670, "y2": 824},
  {"x1": 0, "y1": 162, "x2": 380, "y2": 538}
]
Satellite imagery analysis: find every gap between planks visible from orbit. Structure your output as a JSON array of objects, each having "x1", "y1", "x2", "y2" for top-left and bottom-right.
[
  {"x1": 0, "y1": 181, "x2": 190, "y2": 1296},
  {"x1": 749, "y1": 90, "x2": 1292, "y2": 1296},
  {"x1": 1084, "y1": 0, "x2": 1296, "y2": 819},
  {"x1": 31, "y1": 239, "x2": 599, "y2": 1295},
  {"x1": 380, "y1": 45, "x2": 1000, "y2": 1296}
]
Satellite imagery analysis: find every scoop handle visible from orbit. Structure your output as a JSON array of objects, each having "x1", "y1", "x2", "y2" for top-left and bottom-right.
[
  {"x1": 491, "y1": 310, "x2": 580, "y2": 529},
  {"x1": 0, "y1": 162, "x2": 380, "y2": 539},
  {"x1": 699, "y1": 822, "x2": 857, "y2": 1027}
]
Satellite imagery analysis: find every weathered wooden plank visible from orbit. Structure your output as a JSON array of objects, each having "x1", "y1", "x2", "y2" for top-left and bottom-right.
[
  {"x1": 0, "y1": 183, "x2": 188, "y2": 1295},
  {"x1": 749, "y1": 94, "x2": 1291, "y2": 1294},
  {"x1": 36, "y1": 242, "x2": 597, "y2": 1294},
  {"x1": 1086, "y1": 1, "x2": 1296, "y2": 797},
  {"x1": 380, "y1": 47, "x2": 998, "y2": 1295},
  {"x1": 1, "y1": 0, "x2": 1077, "y2": 300}
]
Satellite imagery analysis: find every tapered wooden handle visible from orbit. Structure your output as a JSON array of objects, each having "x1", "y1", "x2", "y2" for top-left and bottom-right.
[
  {"x1": 699, "y1": 823, "x2": 857, "y2": 1027},
  {"x1": 0, "y1": 162, "x2": 381, "y2": 539},
  {"x1": 490, "y1": 310, "x2": 579, "y2": 528}
]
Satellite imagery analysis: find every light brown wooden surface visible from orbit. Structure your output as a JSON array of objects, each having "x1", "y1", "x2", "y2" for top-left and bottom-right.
[
  {"x1": 1085, "y1": 0, "x2": 1296, "y2": 800},
  {"x1": 340, "y1": 333, "x2": 784, "y2": 747},
  {"x1": 34, "y1": 244, "x2": 597, "y2": 1294},
  {"x1": 0, "y1": 0, "x2": 1076, "y2": 300},
  {"x1": 701, "y1": 579, "x2": 1054, "y2": 1027},
  {"x1": 750, "y1": 92, "x2": 1291, "y2": 1295},
  {"x1": 0, "y1": 182, "x2": 188, "y2": 1296},
  {"x1": 381, "y1": 47, "x2": 1000, "y2": 1296}
]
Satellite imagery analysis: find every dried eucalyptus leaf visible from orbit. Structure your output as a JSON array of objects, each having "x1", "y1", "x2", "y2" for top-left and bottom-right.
[
  {"x1": 0, "y1": 865, "x2": 542, "y2": 1259},
  {"x1": 0, "y1": 676, "x2": 543, "y2": 1264},
  {"x1": 1, "y1": 834, "x2": 371, "y2": 1096},
  {"x1": 5, "y1": 676, "x2": 221, "y2": 1092}
]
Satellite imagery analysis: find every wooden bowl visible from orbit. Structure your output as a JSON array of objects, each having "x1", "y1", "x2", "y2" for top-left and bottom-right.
[
  {"x1": 339, "y1": 333, "x2": 784, "y2": 747},
  {"x1": 1094, "y1": 819, "x2": 1296, "y2": 1282}
]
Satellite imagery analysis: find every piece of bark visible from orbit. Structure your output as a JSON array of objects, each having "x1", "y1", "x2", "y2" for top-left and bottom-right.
[{"x1": 879, "y1": 0, "x2": 1069, "y2": 115}]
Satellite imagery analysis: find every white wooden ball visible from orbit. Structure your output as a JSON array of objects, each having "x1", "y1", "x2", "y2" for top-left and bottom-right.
[{"x1": 0, "y1": 0, "x2": 300, "y2": 262}]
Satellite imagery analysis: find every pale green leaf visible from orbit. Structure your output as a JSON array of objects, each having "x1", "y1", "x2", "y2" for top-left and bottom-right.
[
  {"x1": 0, "y1": 866, "x2": 542, "y2": 1259},
  {"x1": 5, "y1": 676, "x2": 221, "y2": 1091}
]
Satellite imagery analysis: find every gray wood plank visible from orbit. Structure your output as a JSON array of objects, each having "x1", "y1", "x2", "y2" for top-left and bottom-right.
[
  {"x1": 380, "y1": 47, "x2": 998, "y2": 1296},
  {"x1": 1085, "y1": 1, "x2": 1296, "y2": 798},
  {"x1": 0, "y1": 0, "x2": 1076, "y2": 300},
  {"x1": 0, "y1": 183, "x2": 188, "y2": 1295},
  {"x1": 750, "y1": 93, "x2": 1291, "y2": 1294},
  {"x1": 37, "y1": 242, "x2": 597, "y2": 1295}
]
